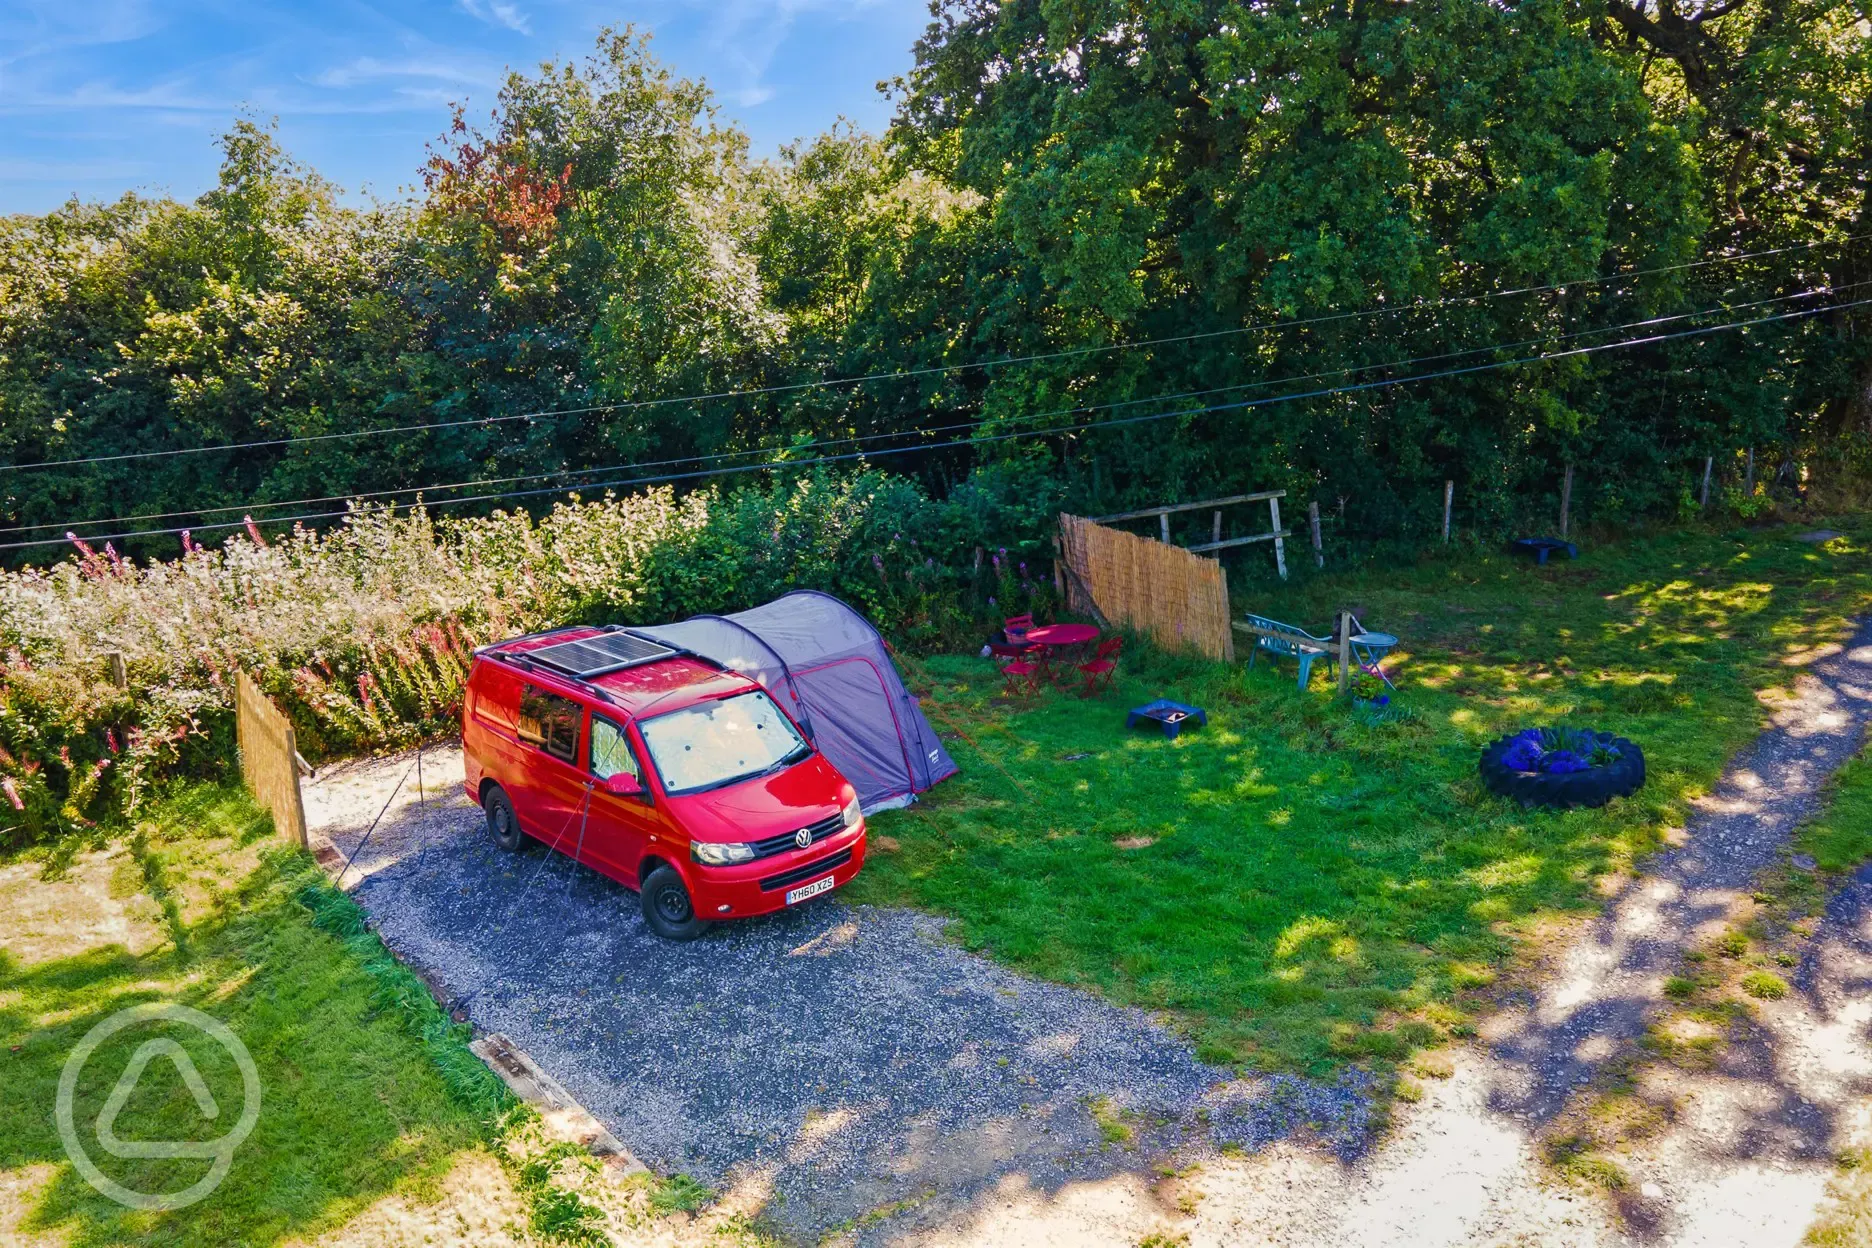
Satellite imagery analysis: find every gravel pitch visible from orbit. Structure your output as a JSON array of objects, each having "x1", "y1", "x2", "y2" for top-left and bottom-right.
[{"x1": 304, "y1": 751, "x2": 1372, "y2": 1244}]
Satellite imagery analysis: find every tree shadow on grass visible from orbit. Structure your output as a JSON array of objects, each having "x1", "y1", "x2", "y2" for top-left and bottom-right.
[{"x1": 0, "y1": 856, "x2": 490, "y2": 1248}]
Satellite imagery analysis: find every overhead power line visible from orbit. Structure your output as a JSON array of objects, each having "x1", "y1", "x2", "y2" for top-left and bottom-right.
[
  {"x1": 11, "y1": 294, "x2": 1863, "y2": 556},
  {"x1": 20, "y1": 280, "x2": 1865, "y2": 539},
  {"x1": 2, "y1": 232, "x2": 1862, "y2": 476}
]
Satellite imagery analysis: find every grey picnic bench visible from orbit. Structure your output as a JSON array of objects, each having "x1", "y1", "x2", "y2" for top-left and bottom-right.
[{"x1": 1235, "y1": 613, "x2": 1334, "y2": 688}]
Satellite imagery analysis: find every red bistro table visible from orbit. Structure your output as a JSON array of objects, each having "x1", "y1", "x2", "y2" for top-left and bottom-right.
[{"x1": 1025, "y1": 623, "x2": 1100, "y2": 684}]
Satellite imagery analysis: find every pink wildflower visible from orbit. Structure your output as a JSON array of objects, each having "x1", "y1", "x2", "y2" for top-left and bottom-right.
[
  {"x1": 1, "y1": 778, "x2": 21, "y2": 811},
  {"x1": 180, "y1": 530, "x2": 197, "y2": 554},
  {"x1": 66, "y1": 532, "x2": 110, "y2": 579},
  {"x1": 106, "y1": 729, "x2": 118, "y2": 753},
  {"x1": 244, "y1": 515, "x2": 267, "y2": 547}
]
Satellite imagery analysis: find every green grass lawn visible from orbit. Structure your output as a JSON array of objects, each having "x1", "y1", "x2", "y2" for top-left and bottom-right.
[
  {"x1": 0, "y1": 786, "x2": 512, "y2": 1248},
  {"x1": 853, "y1": 523, "x2": 1872, "y2": 1076},
  {"x1": 1797, "y1": 746, "x2": 1872, "y2": 874}
]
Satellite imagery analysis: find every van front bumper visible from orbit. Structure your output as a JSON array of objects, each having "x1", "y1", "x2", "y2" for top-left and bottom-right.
[{"x1": 686, "y1": 824, "x2": 867, "y2": 919}]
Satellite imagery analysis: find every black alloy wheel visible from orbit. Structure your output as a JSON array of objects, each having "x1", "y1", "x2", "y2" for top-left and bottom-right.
[
  {"x1": 640, "y1": 865, "x2": 709, "y2": 941},
  {"x1": 483, "y1": 787, "x2": 525, "y2": 851}
]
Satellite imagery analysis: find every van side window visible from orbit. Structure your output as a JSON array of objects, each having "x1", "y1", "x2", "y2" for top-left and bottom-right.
[
  {"x1": 471, "y1": 662, "x2": 521, "y2": 736},
  {"x1": 589, "y1": 718, "x2": 642, "y2": 784},
  {"x1": 517, "y1": 687, "x2": 580, "y2": 764}
]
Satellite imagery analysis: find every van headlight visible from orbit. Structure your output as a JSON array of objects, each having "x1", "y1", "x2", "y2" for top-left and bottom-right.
[
  {"x1": 691, "y1": 841, "x2": 754, "y2": 866},
  {"x1": 841, "y1": 797, "x2": 862, "y2": 830}
]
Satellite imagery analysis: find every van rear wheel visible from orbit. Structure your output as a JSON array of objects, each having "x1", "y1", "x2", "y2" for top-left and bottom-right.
[
  {"x1": 483, "y1": 788, "x2": 524, "y2": 852},
  {"x1": 640, "y1": 866, "x2": 709, "y2": 941}
]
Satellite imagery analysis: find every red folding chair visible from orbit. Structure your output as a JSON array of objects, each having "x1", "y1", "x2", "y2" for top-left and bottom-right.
[
  {"x1": 1003, "y1": 613, "x2": 1036, "y2": 643},
  {"x1": 999, "y1": 656, "x2": 1042, "y2": 698},
  {"x1": 1077, "y1": 636, "x2": 1123, "y2": 696}
]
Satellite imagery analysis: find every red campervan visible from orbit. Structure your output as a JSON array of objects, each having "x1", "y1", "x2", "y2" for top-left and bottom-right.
[{"x1": 461, "y1": 625, "x2": 866, "y2": 940}]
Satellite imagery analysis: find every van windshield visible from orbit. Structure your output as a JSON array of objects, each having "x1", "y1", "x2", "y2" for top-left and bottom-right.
[{"x1": 637, "y1": 690, "x2": 810, "y2": 795}]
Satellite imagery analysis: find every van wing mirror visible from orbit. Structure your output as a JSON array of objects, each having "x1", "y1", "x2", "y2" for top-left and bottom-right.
[{"x1": 601, "y1": 773, "x2": 643, "y2": 798}]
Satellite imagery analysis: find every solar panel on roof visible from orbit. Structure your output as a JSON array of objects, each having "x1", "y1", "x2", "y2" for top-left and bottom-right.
[{"x1": 527, "y1": 630, "x2": 678, "y2": 677}]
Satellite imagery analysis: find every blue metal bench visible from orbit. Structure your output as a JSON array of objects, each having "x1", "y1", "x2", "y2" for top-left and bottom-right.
[{"x1": 1238, "y1": 613, "x2": 1333, "y2": 689}]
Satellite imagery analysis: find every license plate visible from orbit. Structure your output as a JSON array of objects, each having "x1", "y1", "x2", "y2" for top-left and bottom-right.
[{"x1": 785, "y1": 875, "x2": 836, "y2": 905}]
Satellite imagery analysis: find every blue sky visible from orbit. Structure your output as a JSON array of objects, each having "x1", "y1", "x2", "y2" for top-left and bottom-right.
[{"x1": 0, "y1": 0, "x2": 931, "y2": 214}]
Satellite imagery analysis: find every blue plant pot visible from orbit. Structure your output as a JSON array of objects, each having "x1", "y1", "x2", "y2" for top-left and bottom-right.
[{"x1": 1478, "y1": 729, "x2": 1646, "y2": 809}]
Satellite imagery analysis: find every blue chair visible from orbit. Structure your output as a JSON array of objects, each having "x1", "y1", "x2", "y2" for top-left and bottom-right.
[{"x1": 1240, "y1": 613, "x2": 1334, "y2": 689}]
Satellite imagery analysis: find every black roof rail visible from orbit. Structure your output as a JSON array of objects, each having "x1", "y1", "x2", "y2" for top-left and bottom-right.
[
  {"x1": 471, "y1": 624, "x2": 724, "y2": 712},
  {"x1": 470, "y1": 624, "x2": 588, "y2": 659}
]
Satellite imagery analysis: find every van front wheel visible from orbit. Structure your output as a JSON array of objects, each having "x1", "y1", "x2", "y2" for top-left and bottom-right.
[
  {"x1": 483, "y1": 787, "x2": 524, "y2": 852},
  {"x1": 640, "y1": 866, "x2": 709, "y2": 941}
]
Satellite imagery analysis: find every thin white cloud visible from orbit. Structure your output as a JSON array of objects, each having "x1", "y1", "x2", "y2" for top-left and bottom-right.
[
  {"x1": 22, "y1": 78, "x2": 226, "y2": 112},
  {"x1": 456, "y1": 0, "x2": 531, "y2": 35},
  {"x1": 0, "y1": 0, "x2": 160, "y2": 71},
  {"x1": 698, "y1": 0, "x2": 880, "y2": 112},
  {"x1": 0, "y1": 157, "x2": 151, "y2": 180},
  {"x1": 310, "y1": 57, "x2": 497, "y2": 90},
  {"x1": 393, "y1": 86, "x2": 464, "y2": 105}
]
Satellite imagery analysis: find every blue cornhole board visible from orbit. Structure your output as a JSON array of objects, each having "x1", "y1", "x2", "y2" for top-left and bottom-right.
[{"x1": 1127, "y1": 699, "x2": 1207, "y2": 739}]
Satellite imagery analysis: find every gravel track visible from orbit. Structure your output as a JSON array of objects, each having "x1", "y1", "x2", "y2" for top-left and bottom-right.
[
  {"x1": 304, "y1": 752, "x2": 1371, "y2": 1244},
  {"x1": 1486, "y1": 621, "x2": 1872, "y2": 1122}
]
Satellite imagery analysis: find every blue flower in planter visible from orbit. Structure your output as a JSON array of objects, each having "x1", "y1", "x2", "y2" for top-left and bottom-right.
[
  {"x1": 1542, "y1": 749, "x2": 1590, "y2": 774},
  {"x1": 1501, "y1": 738, "x2": 1544, "y2": 772}
]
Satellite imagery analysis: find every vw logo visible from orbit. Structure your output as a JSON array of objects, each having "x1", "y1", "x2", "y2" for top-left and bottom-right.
[{"x1": 794, "y1": 828, "x2": 813, "y2": 849}]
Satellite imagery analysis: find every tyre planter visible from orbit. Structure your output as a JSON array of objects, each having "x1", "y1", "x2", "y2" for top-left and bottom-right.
[{"x1": 1479, "y1": 730, "x2": 1645, "y2": 809}]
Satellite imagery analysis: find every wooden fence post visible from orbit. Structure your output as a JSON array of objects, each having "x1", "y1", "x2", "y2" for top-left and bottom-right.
[
  {"x1": 1268, "y1": 496, "x2": 1287, "y2": 580},
  {"x1": 1308, "y1": 501, "x2": 1323, "y2": 569},
  {"x1": 1701, "y1": 456, "x2": 1713, "y2": 508},
  {"x1": 1212, "y1": 509, "x2": 1222, "y2": 547},
  {"x1": 1442, "y1": 480, "x2": 1454, "y2": 544},
  {"x1": 1559, "y1": 465, "x2": 1574, "y2": 539},
  {"x1": 105, "y1": 650, "x2": 127, "y2": 689},
  {"x1": 1159, "y1": 512, "x2": 1171, "y2": 544},
  {"x1": 1337, "y1": 611, "x2": 1352, "y2": 693},
  {"x1": 235, "y1": 671, "x2": 309, "y2": 848},
  {"x1": 1220, "y1": 567, "x2": 1235, "y2": 662}
]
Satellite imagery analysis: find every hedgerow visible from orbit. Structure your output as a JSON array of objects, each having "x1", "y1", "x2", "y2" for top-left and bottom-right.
[{"x1": 0, "y1": 468, "x2": 1058, "y2": 851}]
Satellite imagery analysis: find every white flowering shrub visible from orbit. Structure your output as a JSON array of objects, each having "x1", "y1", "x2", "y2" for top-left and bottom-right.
[{"x1": 0, "y1": 469, "x2": 1062, "y2": 849}]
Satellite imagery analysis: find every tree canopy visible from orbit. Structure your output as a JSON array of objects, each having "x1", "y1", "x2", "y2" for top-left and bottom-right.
[{"x1": 0, "y1": 10, "x2": 1865, "y2": 563}]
